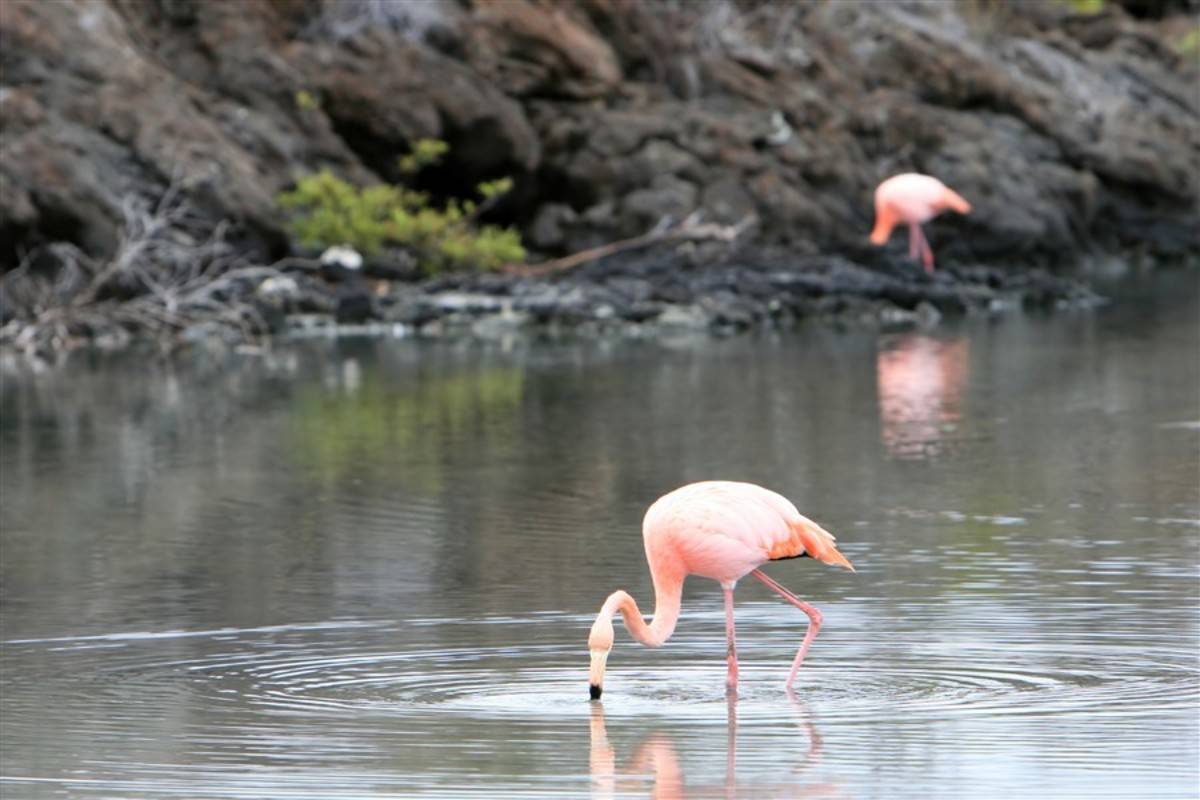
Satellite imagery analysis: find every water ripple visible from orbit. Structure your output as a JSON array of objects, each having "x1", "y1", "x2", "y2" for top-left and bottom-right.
[
  {"x1": 9, "y1": 606, "x2": 1190, "y2": 730},
  {"x1": 3, "y1": 601, "x2": 1197, "y2": 798}
]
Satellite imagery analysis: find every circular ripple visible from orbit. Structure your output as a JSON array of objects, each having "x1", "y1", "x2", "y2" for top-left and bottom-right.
[
  {"x1": 5, "y1": 607, "x2": 1198, "y2": 799},
  {"x1": 7, "y1": 610, "x2": 1197, "y2": 732},
  {"x1": 65, "y1": 612, "x2": 1186, "y2": 729}
]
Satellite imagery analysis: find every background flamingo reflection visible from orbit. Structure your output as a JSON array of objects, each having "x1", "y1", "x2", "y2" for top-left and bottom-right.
[{"x1": 876, "y1": 334, "x2": 970, "y2": 459}]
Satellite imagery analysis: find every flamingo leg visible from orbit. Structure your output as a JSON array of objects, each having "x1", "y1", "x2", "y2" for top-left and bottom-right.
[
  {"x1": 907, "y1": 223, "x2": 936, "y2": 273},
  {"x1": 917, "y1": 225, "x2": 935, "y2": 273},
  {"x1": 749, "y1": 569, "x2": 823, "y2": 689},
  {"x1": 921, "y1": 230, "x2": 935, "y2": 273},
  {"x1": 726, "y1": 691, "x2": 738, "y2": 796},
  {"x1": 723, "y1": 583, "x2": 738, "y2": 693}
]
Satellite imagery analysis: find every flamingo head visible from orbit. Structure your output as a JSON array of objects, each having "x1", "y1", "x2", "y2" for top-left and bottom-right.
[
  {"x1": 587, "y1": 617, "x2": 614, "y2": 699},
  {"x1": 940, "y1": 189, "x2": 972, "y2": 216}
]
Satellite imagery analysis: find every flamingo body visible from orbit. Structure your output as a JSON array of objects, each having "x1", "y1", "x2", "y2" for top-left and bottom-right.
[
  {"x1": 643, "y1": 482, "x2": 852, "y2": 584},
  {"x1": 588, "y1": 481, "x2": 854, "y2": 698},
  {"x1": 870, "y1": 173, "x2": 971, "y2": 273}
]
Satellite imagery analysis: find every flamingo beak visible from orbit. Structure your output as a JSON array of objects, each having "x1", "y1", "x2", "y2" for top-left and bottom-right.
[{"x1": 589, "y1": 649, "x2": 609, "y2": 699}]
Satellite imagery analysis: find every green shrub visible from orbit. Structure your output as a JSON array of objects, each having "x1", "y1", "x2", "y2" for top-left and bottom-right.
[
  {"x1": 278, "y1": 141, "x2": 524, "y2": 273},
  {"x1": 1056, "y1": 0, "x2": 1104, "y2": 12},
  {"x1": 397, "y1": 138, "x2": 449, "y2": 174},
  {"x1": 294, "y1": 90, "x2": 320, "y2": 111},
  {"x1": 1174, "y1": 26, "x2": 1200, "y2": 58}
]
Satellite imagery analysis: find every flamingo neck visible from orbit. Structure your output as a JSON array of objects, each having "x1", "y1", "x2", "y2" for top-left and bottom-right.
[
  {"x1": 870, "y1": 207, "x2": 897, "y2": 245},
  {"x1": 603, "y1": 576, "x2": 682, "y2": 648}
]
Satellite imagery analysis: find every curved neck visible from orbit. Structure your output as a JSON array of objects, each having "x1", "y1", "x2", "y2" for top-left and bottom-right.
[
  {"x1": 870, "y1": 208, "x2": 897, "y2": 245},
  {"x1": 602, "y1": 576, "x2": 683, "y2": 648}
]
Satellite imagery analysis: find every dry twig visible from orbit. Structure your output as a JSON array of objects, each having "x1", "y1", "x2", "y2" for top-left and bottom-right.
[
  {"x1": 507, "y1": 212, "x2": 757, "y2": 278},
  {"x1": 0, "y1": 181, "x2": 286, "y2": 359}
]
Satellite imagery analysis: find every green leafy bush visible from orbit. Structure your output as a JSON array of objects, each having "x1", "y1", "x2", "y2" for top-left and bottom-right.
[
  {"x1": 294, "y1": 90, "x2": 320, "y2": 111},
  {"x1": 397, "y1": 138, "x2": 449, "y2": 174},
  {"x1": 278, "y1": 141, "x2": 524, "y2": 273},
  {"x1": 1056, "y1": 0, "x2": 1104, "y2": 12},
  {"x1": 1174, "y1": 26, "x2": 1200, "y2": 57}
]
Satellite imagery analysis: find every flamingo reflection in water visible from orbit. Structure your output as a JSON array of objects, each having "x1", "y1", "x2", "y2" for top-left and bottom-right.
[
  {"x1": 589, "y1": 693, "x2": 841, "y2": 799},
  {"x1": 876, "y1": 334, "x2": 969, "y2": 459}
]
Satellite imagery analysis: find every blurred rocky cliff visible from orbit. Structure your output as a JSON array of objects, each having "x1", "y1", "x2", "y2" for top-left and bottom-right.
[{"x1": 2, "y1": 0, "x2": 1197, "y2": 271}]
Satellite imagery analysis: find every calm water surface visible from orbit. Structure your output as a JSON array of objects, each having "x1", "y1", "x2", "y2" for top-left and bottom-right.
[{"x1": 2, "y1": 274, "x2": 1198, "y2": 798}]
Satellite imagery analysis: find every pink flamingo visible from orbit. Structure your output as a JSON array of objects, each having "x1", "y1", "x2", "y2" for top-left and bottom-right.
[
  {"x1": 869, "y1": 173, "x2": 972, "y2": 273},
  {"x1": 587, "y1": 481, "x2": 854, "y2": 698}
]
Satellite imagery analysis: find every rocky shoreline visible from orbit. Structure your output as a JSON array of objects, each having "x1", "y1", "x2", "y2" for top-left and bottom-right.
[
  {"x1": 251, "y1": 244, "x2": 1106, "y2": 345},
  {"x1": 0, "y1": 198, "x2": 1119, "y2": 360},
  {"x1": 1, "y1": 0, "x2": 1196, "y2": 356}
]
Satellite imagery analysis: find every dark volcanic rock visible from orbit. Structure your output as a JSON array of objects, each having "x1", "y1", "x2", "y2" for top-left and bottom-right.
[
  {"x1": 0, "y1": 0, "x2": 1192, "y2": 347},
  {"x1": 327, "y1": 244, "x2": 1104, "y2": 341},
  {"x1": 334, "y1": 282, "x2": 377, "y2": 324}
]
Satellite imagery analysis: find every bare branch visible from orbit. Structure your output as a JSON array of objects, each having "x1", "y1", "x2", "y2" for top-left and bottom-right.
[
  {"x1": 1, "y1": 176, "x2": 286, "y2": 360},
  {"x1": 507, "y1": 213, "x2": 758, "y2": 278}
]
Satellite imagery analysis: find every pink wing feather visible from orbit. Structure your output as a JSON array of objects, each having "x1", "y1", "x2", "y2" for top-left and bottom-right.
[
  {"x1": 645, "y1": 482, "x2": 855, "y2": 577},
  {"x1": 732, "y1": 482, "x2": 855, "y2": 571}
]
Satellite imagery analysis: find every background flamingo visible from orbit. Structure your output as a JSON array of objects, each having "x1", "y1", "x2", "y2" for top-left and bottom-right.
[
  {"x1": 587, "y1": 481, "x2": 855, "y2": 698},
  {"x1": 869, "y1": 173, "x2": 972, "y2": 273}
]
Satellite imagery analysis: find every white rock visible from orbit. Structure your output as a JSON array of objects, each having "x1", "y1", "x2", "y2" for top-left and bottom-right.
[
  {"x1": 256, "y1": 275, "x2": 299, "y2": 299},
  {"x1": 320, "y1": 245, "x2": 363, "y2": 270}
]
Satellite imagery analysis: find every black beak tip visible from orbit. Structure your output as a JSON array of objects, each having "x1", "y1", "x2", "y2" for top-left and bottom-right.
[{"x1": 589, "y1": 683, "x2": 602, "y2": 700}]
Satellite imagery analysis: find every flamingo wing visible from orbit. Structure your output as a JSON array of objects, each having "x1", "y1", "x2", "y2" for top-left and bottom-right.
[{"x1": 646, "y1": 482, "x2": 854, "y2": 578}]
